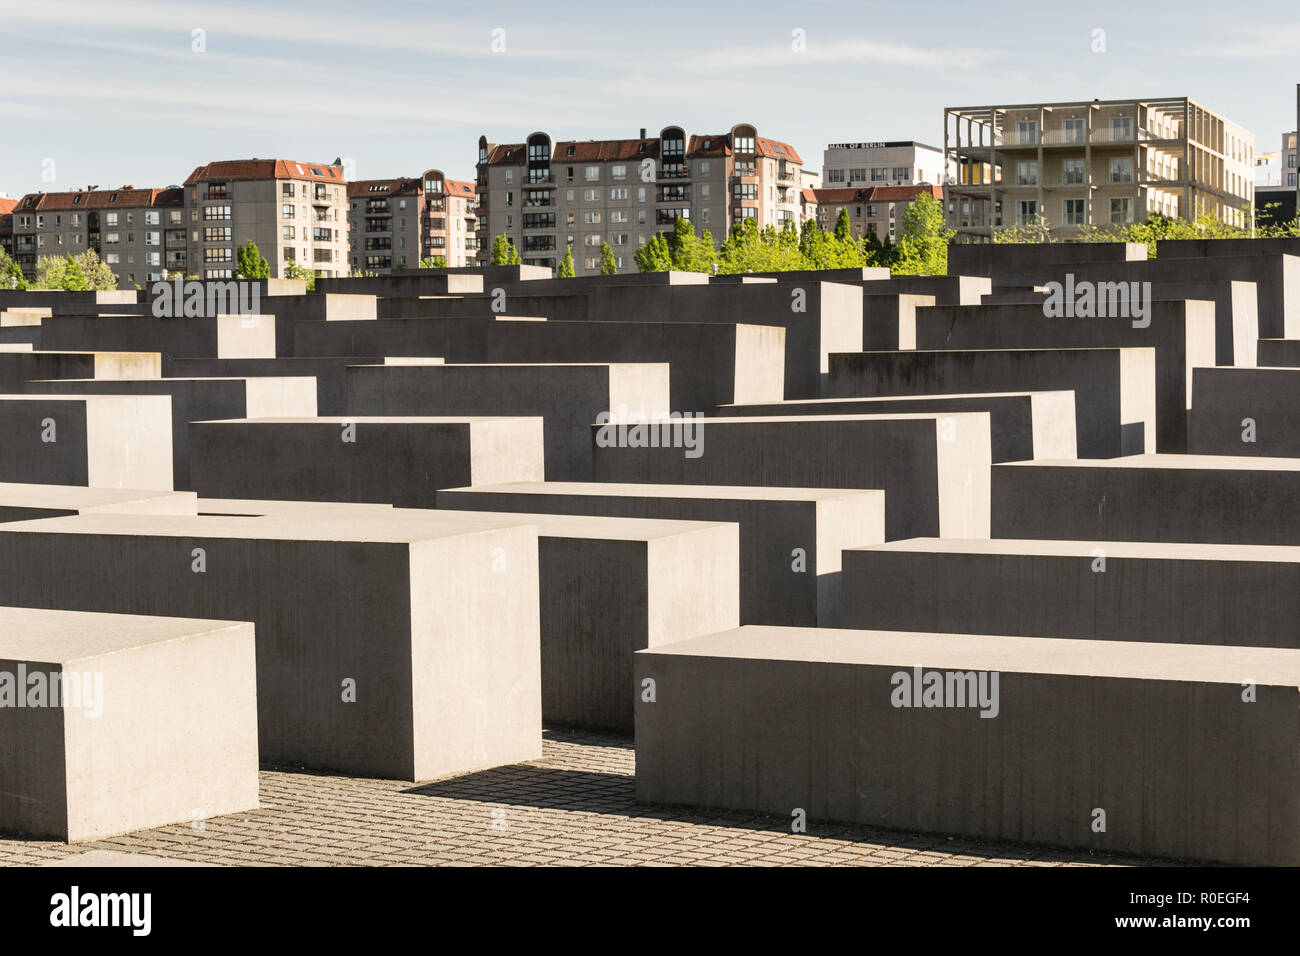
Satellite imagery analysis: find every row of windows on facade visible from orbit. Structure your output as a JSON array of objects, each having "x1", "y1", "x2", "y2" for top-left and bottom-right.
[
  {"x1": 825, "y1": 167, "x2": 913, "y2": 183},
  {"x1": 195, "y1": 182, "x2": 343, "y2": 202},
  {"x1": 498, "y1": 158, "x2": 756, "y2": 184},
  {"x1": 495, "y1": 183, "x2": 791, "y2": 207}
]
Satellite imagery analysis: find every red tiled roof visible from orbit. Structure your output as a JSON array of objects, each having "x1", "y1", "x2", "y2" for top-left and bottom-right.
[
  {"x1": 347, "y1": 178, "x2": 421, "y2": 199},
  {"x1": 686, "y1": 134, "x2": 731, "y2": 158},
  {"x1": 757, "y1": 137, "x2": 802, "y2": 164},
  {"x1": 489, "y1": 139, "x2": 659, "y2": 164},
  {"x1": 800, "y1": 188, "x2": 819, "y2": 203},
  {"x1": 184, "y1": 159, "x2": 345, "y2": 185},
  {"x1": 14, "y1": 187, "x2": 183, "y2": 212},
  {"x1": 443, "y1": 179, "x2": 476, "y2": 196},
  {"x1": 0, "y1": 198, "x2": 17, "y2": 215},
  {"x1": 807, "y1": 184, "x2": 941, "y2": 205}
]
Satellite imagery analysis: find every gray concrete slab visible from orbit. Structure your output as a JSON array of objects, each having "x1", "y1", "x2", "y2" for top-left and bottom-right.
[
  {"x1": 0, "y1": 350, "x2": 161, "y2": 391},
  {"x1": 0, "y1": 394, "x2": 173, "y2": 490},
  {"x1": 714, "y1": 391, "x2": 1077, "y2": 462},
  {"x1": 912, "y1": 300, "x2": 1213, "y2": 452},
  {"x1": 0, "y1": 512, "x2": 543, "y2": 780},
  {"x1": 344, "y1": 362, "x2": 669, "y2": 480},
  {"x1": 843, "y1": 537, "x2": 1300, "y2": 647},
  {"x1": 993, "y1": 454, "x2": 1300, "y2": 543},
  {"x1": 0, "y1": 605, "x2": 258, "y2": 842},
  {"x1": 829, "y1": 347, "x2": 1156, "y2": 458},
  {"x1": 1188, "y1": 366, "x2": 1300, "y2": 456},
  {"x1": 437, "y1": 481, "x2": 883, "y2": 627},
  {"x1": 589, "y1": 413, "x2": 990, "y2": 541},
  {"x1": 188, "y1": 416, "x2": 544, "y2": 505},
  {"x1": 0, "y1": 482, "x2": 196, "y2": 522},
  {"x1": 634, "y1": 625, "x2": 1300, "y2": 865},
  {"x1": 22, "y1": 377, "x2": 316, "y2": 490}
]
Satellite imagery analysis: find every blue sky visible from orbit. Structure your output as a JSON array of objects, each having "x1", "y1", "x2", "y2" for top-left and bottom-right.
[{"x1": 1, "y1": 0, "x2": 1296, "y2": 197}]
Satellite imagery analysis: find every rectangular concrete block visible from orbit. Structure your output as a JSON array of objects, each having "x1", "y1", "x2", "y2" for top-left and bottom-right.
[
  {"x1": 23, "y1": 377, "x2": 317, "y2": 490},
  {"x1": 345, "y1": 362, "x2": 670, "y2": 481},
  {"x1": 993, "y1": 454, "x2": 1300, "y2": 543},
  {"x1": 0, "y1": 394, "x2": 173, "y2": 490},
  {"x1": 590, "y1": 413, "x2": 990, "y2": 540},
  {"x1": 715, "y1": 391, "x2": 1077, "y2": 463},
  {"x1": 392, "y1": 507, "x2": 737, "y2": 732},
  {"x1": 38, "y1": 315, "x2": 277, "y2": 369},
  {"x1": 829, "y1": 347, "x2": 1156, "y2": 458},
  {"x1": 843, "y1": 537, "x2": 1300, "y2": 648},
  {"x1": 1188, "y1": 367, "x2": 1300, "y2": 456},
  {"x1": 0, "y1": 482, "x2": 196, "y2": 522},
  {"x1": 293, "y1": 316, "x2": 785, "y2": 412},
  {"x1": 437, "y1": 481, "x2": 883, "y2": 626},
  {"x1": 170, "y1": 356, "x2": 388, "y2": 415},
  {"x1": 634, "y1": 625, "x2": 1300, "y2": 865},
  {"x1": 0, "y1": 605, "x2": 258, "y2": 842},
  {"x1": 0, "y1": 350, "x2": 161, "y2": 390},
  {"x1": 0, "y1": 512, "x2": 543, "y2": 780},
  {"x1": 912, "y1": 300, "x2": 1214, "y2": 452},
  {"x1": 188, "y1": 416, "x2": 544, "y2": 504},
  {"x1": 861, "y1": 293, "x2": 934, "y2": 350}
]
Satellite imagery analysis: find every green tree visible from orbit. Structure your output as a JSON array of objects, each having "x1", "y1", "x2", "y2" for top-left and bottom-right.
[
  {"x1": 419, "y1": 256, "x2": 447, "y2": 268},
  {"x1": 862, "y1": 228, "x2": 885, "y2": 266},
  {"x1": 891, "y1": 192, "x2": 954, "y2": 275},
  {"x1": 0, "y1": 248, "x2": 27, "y2": 289},
  {"x1": 283, "y1": 259, "x2": 316, "y2": 291},
  {"x1": 236, "y1": 240, "x2": 270, "y2": 279},
  {"x1": 490, "y1": 234, "x2": 520, "y2": 265},
  {"x1": 834, "y1": 207, "x2": 852, "y2": 242},
  {"x1": 634, "y1": 233, "x2": 673, "y2": 272},
  {"x1": 599, "y1": 242, "x2": 618, "y2": 276},
  {"x1": 557, "y1": 245, "x2": 575, "y2": 277},
  {"x1": 74, "y1": 250, "x2": 116, "y2": 290}
]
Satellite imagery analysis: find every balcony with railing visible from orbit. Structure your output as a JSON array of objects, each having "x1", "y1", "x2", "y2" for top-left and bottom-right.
[
  {"x1": 366, "y1": 199, "x2": 390, "y2": 214},
  {"x1": 777, "y1": 162, "x2": 797, "y2": 183},
  {"x1": 658, "y1": 164, "x2": 690, "y2": 180},
  {"x1": 526, "y1": 170, "x2": 556, "y2": 186}
]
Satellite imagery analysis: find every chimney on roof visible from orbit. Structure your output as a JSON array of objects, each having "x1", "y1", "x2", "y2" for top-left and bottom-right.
[{"x1": 640, "y1": 128, "x2": 646, "y2": 139}]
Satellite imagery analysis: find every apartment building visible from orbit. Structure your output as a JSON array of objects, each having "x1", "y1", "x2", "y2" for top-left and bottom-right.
[
  {"x1": 1280, "y1": 131, "x2": 1298, "y2": 188},
  {"x1": 182, "y1": 159, "x2": 349, "y2": 279},
  {"x1": 0, "y1": 197, "x2": 16, "y2": 260},
  {"x1": 346, "y1": 170, "x2": 477, "y2": 274},
  {"x1": 822, "y1": 141, "x2": 952, "y2": 188},
  {"x1": 801, "y1": 185, "x2": 943, "y2": 243},
  {"x1": 944, "y1": 97, "x2": 1255, "y2": 240},
  {"x1": 474, "y1": 124, "x2": 802, "y2": 274},
  {"x1": 9, "y1": 187, "x2": 184, "y2": 285}
]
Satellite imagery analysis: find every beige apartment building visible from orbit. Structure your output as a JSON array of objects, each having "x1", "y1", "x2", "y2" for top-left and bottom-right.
[
  {"x1": 474, "y1": 124, "x2": 802, "y2": 274},
  {"x1": 0, "y1": 197, "x2": 16, "y2": 260},
  {"x1": 801, "y1": 185, "x2": 943, "y2": 243},
  {"x1": 9, "y1": 187, "x2": 185, "y2": 286},
  {"x1": 944, "y1": 97, "x2": 1255, "y2": 240},
  {"x1": 182, "y1": 159, "x2": 349, "y2": 279},
  {"x1": 346, "y1": 170, "x2": 477, "y2": 274}
]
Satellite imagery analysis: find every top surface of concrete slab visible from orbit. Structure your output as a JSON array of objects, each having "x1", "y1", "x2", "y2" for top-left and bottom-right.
[
  {"x1": 0, "y1": 512, "x2": 536, "y2": 544},
  {"x1": 858, "y1": 536, "x2": 1300, "y2": 562},
  {"x1": 194, "y1": 416, "x2": 540, "y2": 425},
  {"x1": 0, "y1": 605, "x2": 250, "y2": 664},
  {"x1": 645, "y1": 625, "x2": 1300, "y2": 684},
  {"x1": 388, "y1": 507, "x2": 730, "y2": 543},
  {"x1": 442, "y1": 481, "x2": 883, "y2": 503},
  {"x1": 1002, "y1": 454, "x2": 1300, "y2": 471},
  {"x1": 0, "y1": 483, "x2": 196, "y2": 511},
  {"x1": 197, "y1": 498, "x2": 396, "y2": 515},
  {"x1": 721, "y1": 391, "x2": 1068, "y2": 408}
]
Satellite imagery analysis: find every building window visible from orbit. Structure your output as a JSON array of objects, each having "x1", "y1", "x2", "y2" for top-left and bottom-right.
[
  {"x1": 203, "y1": 227, "x2": 231, "y2": 242},
  {"x1": 1064, "y1": 199, "x2": 1086, "y2": 225},
  {"x1": 204, "y1": 205, "x2": 232, "y2": 220},
  {"x1": 583, "y1": 212, "x2": 602, "y2": 224},
  {"x1": 611, "y1": 210, "x2": 628, "y2": 223},
  {"x1": 1015, "y1": 161, "x2": 1038, "y2": 185},
  {"x1": 733, "y1": 183, "x2": 757, "y2": 200},
  {"x1": 584, "y1": 166, "x2": 600, "y2": 181},
  {"x1": 584, "y1": 189, "x2": 601, "y2": 202},
  {"x1": 1111, "y1": 116, "x2": 1133, "y2": 140},
  {"x1": 1110, "y1": 197, "x2": 1133, "y2": 223},
  {"x1": 1016, "y1": 121, "x2": 1039, "y2": 145},
  {"x1": 283, "y1": 226, "x2": 295, "y2": 239},
  {"x1": 1016, "y1": 200, "x2": 1038, "y2": 225},
  {"x1": 611, "y1": 166, "x2": 627, "y2": 181},
  {"x1": 1109, "y1": 157, "x2": 1133, "y2": 184},
  {"x1": 105, "y1": 213, "x2": 118, "y2": 227},
  {"x1": 105, "y1": 232, "x2": 120, "y2": 244},
  {"x1": 204, "y1": 247, "x2": 234, "y2": 263},
  {"x1": 893, "y1": 167, "x2": 908, "y2": 180},
  {"x1": 610, "y1": 188, "x2": 628, "y2": 201},
  {"x1": 1063, "y1": 159, "x2": 1085, "y2": 185}
]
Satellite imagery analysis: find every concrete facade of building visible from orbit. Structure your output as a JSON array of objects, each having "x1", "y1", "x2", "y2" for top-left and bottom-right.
[
  {"x1": 801, "y1": 184, "x2": 944, "y2": 243},
  {"x1": 182, "y1": 159, "x2": 349, "y2": 280},
  {"x1": 821, "y1": 141, "x2": 951, "y2": 188},
  {"x1": 475, "y1": 125, "x2": 802, "y2": 274},
  {"x1": 346, "y1": 171, "x2": 477, "y2": 274},
  {"x1": 944, "y1": 97, "x2": 1255, "y2": 240},
  {"x1": 9, "y1": 187, "x2": 184, "y2": 286}
]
